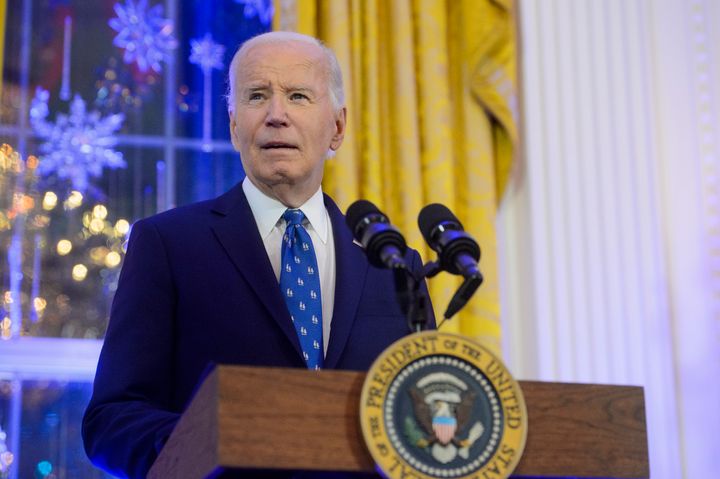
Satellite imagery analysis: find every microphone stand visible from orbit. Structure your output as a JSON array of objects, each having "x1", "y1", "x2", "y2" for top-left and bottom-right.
[
  {"x1": 389, "y1": 259, "x2": 486, "y2": 334},
  {"x1": 419, "y1": 260, "x2": 484, "y2": 326},
  {"x1": 392, "y1": 268, "x2": 433, "y2": 333}
]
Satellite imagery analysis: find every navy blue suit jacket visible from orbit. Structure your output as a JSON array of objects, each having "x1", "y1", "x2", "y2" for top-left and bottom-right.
[{"x1": 82, "y1": 184, "x2": 431, "y2": 478}]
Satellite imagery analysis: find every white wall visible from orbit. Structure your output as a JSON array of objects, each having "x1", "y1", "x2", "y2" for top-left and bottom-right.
[{"x1": 499, "y1": 0, "x2": 720, "y2": 477}]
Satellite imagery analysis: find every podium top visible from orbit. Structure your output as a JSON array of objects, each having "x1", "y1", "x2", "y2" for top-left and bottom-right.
[{"x1": 149, "y1": 365, "x2": 648, "y2": 479}]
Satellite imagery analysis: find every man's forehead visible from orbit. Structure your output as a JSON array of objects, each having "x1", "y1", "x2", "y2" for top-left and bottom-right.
[
  {"x1": 239, "y1": 79, "x2": 322, "y2": 94},
  {"x1": 237, "y1": 65, "x2": 327, "y2": 90},
  {"x1": 236, "y1": 45, "x2": 328, "y2": 86},
  {"x1": 239, "y1": 59, "x2": 321, "y2": 78},
  {"x1": 238, "y1": 41, "x2": 326, "y2": 70}
]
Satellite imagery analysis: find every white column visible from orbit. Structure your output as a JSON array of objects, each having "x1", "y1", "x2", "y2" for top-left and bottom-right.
[
  {"x1": 496, "y1": 0, "x2": 720, "y2": 476},
  {"x1": 650, "y1": 0, "x2": 720, "y2": 477}
]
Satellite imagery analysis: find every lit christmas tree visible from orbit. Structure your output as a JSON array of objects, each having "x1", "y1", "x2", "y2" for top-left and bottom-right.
[{"x1": 1, "y1": 144, "x2": 130, "y2": 340}]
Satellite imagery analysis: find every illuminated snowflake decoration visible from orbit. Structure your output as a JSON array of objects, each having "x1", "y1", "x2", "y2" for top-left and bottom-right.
[
  {"x1": 189, "y1": 33, "x2": 225, "y2": 73},
  {"x1": 109, "y1": 0, "x2": 178, "y2": 73},
  {"x1": 235, "y1": 0, "x2": 274, "y2": 26},
  {"x1": 0, "y1": 426, "x2": 12, "y2": 474},
  {"x1": 30, "y1": 88, "x2": 126, "y2": 192}
]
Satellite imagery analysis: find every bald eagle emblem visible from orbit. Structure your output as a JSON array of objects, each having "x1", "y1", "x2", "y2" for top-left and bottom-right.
[{"x1": 405, "y1": 372, "x2": 484, "y2": 464}]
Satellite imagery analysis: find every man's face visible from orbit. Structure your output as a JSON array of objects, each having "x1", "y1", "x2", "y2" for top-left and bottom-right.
[{"x1": 229, "y1": 41, "x2": 346, "y2": 204}]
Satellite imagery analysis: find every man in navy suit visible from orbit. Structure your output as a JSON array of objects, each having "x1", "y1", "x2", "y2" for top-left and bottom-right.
[{"x1": 82, "y1": 31, "x2": 432, "y2": 478}]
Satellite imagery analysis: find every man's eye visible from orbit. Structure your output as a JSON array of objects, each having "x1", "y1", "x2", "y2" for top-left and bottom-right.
[
  {"x1": 249, "y1": 92, "x2": 264, "y2": 101},
  {"x1": 290, "y1": 92, "x2": 309, "y2": 101}
]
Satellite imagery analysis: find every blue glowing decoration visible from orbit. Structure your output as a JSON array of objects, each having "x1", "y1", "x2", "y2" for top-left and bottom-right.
[
  {"x1": 36, "y1": 460, "x2": 52, "y2": 477},
  {"x1": 30, "y1": 88, "x2": 126, "y2": 193},
  {"x1": 109, "y1": 0, "x2": 178, "y2": 73},
  {"x1": 235, "y1": 0, "x2": 274, "y2": 26},
  {"x1": 189, "y1": 33, "x2": 225, "y2": 74},
  {"x1": 189, "y1": 34, "x2": 226, "y2": 151},
  {"x1": 7, "y1": 226, "x2": 23, "y2": 338},
  {"x1": 0, "y1": 427, "x2": 12, "y2": 474}
]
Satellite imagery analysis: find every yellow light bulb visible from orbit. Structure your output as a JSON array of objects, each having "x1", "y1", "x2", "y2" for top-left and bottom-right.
[
  {"x1": 115, "y1": 219, "x2": 130, "y2": 235},
  {"x1": 105, "y1": 251, "x2": 122, "y2": 268},
  {"x1": 92, "y1": 204, "x2": 108, "y2": 220},
  {"x1": 89, "y1": 218, "x2": 105, "y2": 234},
  {"x1": 89, "y1": 247, "x2": 108, "y2": 263},
  {"x1": 33, "y1": 297, "x2": 47, "y2": 312},
  {"x1": 72, "y1": 264, "x2": 88, "y2": 281},
  {"x1": 65, "y1": 191, "x2": 83, "y2": 210},
  {"x1": 42, "y1": 192, "x2": 58, "y2": 210},
  {"x1": 57, "y1": 239, "x2": 73, "y2": 256}
]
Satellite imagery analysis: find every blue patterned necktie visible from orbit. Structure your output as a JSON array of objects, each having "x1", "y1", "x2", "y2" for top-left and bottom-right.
[{"x1": 280, "y1": 209, "x2": 324, "y2": 369}]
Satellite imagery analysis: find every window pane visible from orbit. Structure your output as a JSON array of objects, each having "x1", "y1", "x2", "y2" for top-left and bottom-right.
[
  {"x1": 0, "y1": 380, "x2": 13, "y2": 476},
  {"x1": 0, "y1": 0, "x2": 24, "y2": 127},
  {"x1": 1, "y1": 146, "x2": 163, "y2": 339},
  {"x1": 175, "y1": 0, "x2": 269, "y2": 140},
  {"x1": 26, "y1": 0, "x2": 167, "y2": 136},
  {"x1": 1, "y1": 0, "x2": 272, "y2": 477},
  {"x1": 20, "y1": 380, "x2": 112, "y2": 478},
  {"x1": 175, "y1": 147, "x2": 244, "y2": 206}
]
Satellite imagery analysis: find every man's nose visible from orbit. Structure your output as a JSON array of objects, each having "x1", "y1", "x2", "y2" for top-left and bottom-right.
[{"x1": 265, "y1": 96, "x2": 289, "y2": 127}]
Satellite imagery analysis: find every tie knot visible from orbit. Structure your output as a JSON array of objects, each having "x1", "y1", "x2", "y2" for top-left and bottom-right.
[{"x1": 283, "y1": 209, "x2": 306, "y2": 227}]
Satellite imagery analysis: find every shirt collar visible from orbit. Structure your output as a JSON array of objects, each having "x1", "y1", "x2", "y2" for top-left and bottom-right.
[{"x1": 242, "y1": 177, "x2": 329, "y2": 244}]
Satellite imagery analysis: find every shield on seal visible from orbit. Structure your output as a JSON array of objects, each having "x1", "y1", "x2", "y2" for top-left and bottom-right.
[{"x1": 432, "y1": 414, "x2": 457, "y2": 445}]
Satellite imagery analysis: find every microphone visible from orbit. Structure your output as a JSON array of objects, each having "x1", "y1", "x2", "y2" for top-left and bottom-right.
[
  {"x1": 346, "y1": 200, "x2": 408, "y2": 270},
  {"x1": 417, "y1": 203, "x2": 481, "y2": 280}
]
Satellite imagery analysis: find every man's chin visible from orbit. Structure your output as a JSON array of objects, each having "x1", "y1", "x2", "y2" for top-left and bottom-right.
[
  {"x1": 258, "y1": 178, "x2": 320, "y2": 208},
  {"x1": 260, "y1": 148, "x2": 301, "y2": 159}
]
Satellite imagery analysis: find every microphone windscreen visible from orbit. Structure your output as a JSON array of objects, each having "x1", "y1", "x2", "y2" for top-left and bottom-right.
[
  {"x1": 346, "y1": 200, "x2": 382, "y2": 235},
  {"x1": 418, "y1": 203, "x2": 463, "y2": 243}
]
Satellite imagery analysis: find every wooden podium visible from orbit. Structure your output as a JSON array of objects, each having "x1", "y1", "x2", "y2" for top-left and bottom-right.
[{"x1": 148, "y1": 365, "x2": 648, "y2": 478}]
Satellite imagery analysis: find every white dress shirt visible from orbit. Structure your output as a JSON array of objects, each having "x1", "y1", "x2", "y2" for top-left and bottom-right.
[{"x1": 242, "y1": 178, "x2": 336, "y2": 355}]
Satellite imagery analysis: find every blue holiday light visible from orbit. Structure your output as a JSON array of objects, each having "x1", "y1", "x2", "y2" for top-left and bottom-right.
[
  {"x1": 30, "y1": 88, "x2": 126, "y2": 192},
  {"x1": 235, "y1": 0, "x2": 274, "y2": 26},
  {"x1": 36, "y1": 460, "x2": 52, "y2": 477},
  {"x1": 189, "y1": 33, "x2": 225, "y2": 74},
  {"x1": 109, "y1": 0, "x2": 178, "y2": 73}
]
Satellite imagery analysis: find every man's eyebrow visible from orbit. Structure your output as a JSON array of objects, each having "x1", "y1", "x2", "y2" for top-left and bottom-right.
[
  {"x1": 283, "y1": 86, "x2": 316, "y2": 95},
  {"x1": 245, "y1": 83, "x2": 270, "y2": 91},
  {"x1": 240, "y1": 83, "x2": 317, "y2": 95}
]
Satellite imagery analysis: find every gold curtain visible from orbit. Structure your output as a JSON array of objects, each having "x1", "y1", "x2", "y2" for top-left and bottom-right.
[{"x1": 274, "y1": 0, "x2": 516, "y2": 354}]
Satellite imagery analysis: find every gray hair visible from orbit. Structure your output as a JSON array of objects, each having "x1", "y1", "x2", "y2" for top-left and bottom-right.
[{"x1": 226, "y1": 31, "x2": 345, "y2": 114}]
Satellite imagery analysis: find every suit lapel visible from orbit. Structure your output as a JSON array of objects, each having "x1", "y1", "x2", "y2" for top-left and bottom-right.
[
  {"x1": 323, "y1": 195, "x2": 368, "y2": 369},
  {"x1": 208, "y1": 184, "x2": 303, "y2": 359}
]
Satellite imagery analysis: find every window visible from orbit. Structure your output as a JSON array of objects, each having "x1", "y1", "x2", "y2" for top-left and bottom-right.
[{"x1": 0, "y1": 0, "x2": 272, "y2": 476}]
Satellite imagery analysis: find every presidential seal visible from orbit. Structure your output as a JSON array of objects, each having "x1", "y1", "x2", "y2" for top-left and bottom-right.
[{"x1": 360, "y1": 331, "x2": 527, "y2": 479}]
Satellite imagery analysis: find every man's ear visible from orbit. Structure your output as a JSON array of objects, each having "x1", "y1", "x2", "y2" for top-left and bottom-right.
[
  {"x1": 329, "y1": 107, "x2": 347, "y2": 151},
  {"x1": 229, "y1": 111, "x2": 241, "y2": 152}
]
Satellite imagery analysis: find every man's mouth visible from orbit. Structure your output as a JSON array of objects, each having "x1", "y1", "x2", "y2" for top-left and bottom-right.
[{"x1": 261, "y1": 142, "x2": 298, "y2": 150}]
